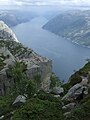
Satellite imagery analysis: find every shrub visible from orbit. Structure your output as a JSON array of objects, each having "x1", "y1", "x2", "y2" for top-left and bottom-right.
[{"x1": 12, "y1": 98, "x2": 64, "y2": 120}]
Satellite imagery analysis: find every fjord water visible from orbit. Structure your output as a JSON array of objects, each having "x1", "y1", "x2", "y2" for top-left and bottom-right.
[{"x1": 12, "y1": 17, "x2": 90, "y2": 81}]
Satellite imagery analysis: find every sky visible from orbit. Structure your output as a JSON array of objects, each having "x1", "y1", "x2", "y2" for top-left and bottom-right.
[{"x1": 0, "y1": 0, "x2": 90, "y2": 6}]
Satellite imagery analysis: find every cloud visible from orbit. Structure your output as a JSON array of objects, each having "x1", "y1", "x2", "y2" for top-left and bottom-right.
[{"x1": 0, "y1": 0, "x2": 90, "y2": 6}]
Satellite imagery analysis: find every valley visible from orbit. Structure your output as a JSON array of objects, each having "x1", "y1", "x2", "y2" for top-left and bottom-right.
[
  {"x1": 12, "y1": 16, "x2": 90, "y2": 81},
  {"x1": 43, "y1": 10, "x2": 90, "y2": 48},
  {"x1": 0, "y1": 7, "x2": 90, "y2": 120}
]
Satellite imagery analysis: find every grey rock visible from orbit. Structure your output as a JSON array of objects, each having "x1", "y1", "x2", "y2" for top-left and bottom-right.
[
  {"x1": 0, "y1": 115, "x2": 4, "y2": 120},
  {"x1": 62, "y1": 103, "x2": 76, "y2": 110},
  {"x1": 13, "y1": 95, "x2": 26, "y2": 106},
  {"x1": 52, "y1": 86, "x2": 64, "y2": 95},
  {"x1": 0, "y1": 47, "x2": 15, "y2": 66},
  {"x1": 54, "y1": 95, "x2": 60, "y2": 97},
  {"x1": 80, "y1": 76, "x2": 88, "y2": 86},
  {"x1": 62, "y1": 82, "x2": 88, "y2": 101},
  {"x1": 0, "y1": 47, "x2": 16, "y2": 96},
  {"x1": 0, "y1": 22, "x2": 52, "y2": 96},
  {"x1": 63, "y1": 112, "x2": 71, "y2": 116},
  {"x1": 0, "y1": 21, "x2": 19, "y2": 42}
]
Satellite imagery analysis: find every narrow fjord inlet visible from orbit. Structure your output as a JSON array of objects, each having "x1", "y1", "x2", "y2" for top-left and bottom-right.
[{"x1": 13, "y1": 17, "x2": 90, "y2": 81}]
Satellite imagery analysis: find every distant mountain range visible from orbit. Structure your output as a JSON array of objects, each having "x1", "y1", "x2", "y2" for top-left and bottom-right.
[
  {"x1": 43, "y1": 10, "x2": 90, "y2": 48},
  {"x1": 0, "y1": 10, "x2": 37, "y2": 27}
]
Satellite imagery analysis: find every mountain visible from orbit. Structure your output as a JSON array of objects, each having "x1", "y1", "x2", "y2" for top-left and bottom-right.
[
  {"x1": 0, "y1": 22, "x2": 90, "y2": 120},
  {"x1": 0, "y1": 11, "x2": 20, "y2": 27},
  {"x1": 43, "y1": 10, "x2": 90, "y2": 48},
  {"x1": 0, "y1": 21, "x2": 19, "y2": 42},
  {"x1": 0, "y1": 21, "x2": 52, "y2": 96},
  {"x1": 0, "y1": 10, "x2": 37, "y2": 27}
]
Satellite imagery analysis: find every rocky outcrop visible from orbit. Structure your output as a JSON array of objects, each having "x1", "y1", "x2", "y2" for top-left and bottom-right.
[
  {"x1": 62, "y1": 79, "x2": 89, "y2": 117},
  {"x1": 0, "y1": 47, "x2": 15, "y2": 66},
  {"x1": 39, "y1": 60, "x2": 52, "y2": 91},
  {"x1": 12, "y1": 95, "x2": 26, "y2": 106},
  {"x1": 25, "y1": 56, "x2": 52, "y2": 92},
  {"x1": 62, "y1": 83, "x2": 88, "y2": 101},
  {"x1": 62, "y1": 102, "x2": 76, "y2": 110},
  {"x1": 51, "y1": 86, "x2": 64, "y2": 95},
  {"x1": 0, "y1": 47, "x2": 16, "y2": 95},
  {"x1": 62, "y1": 75, "x2": 89, "y2": 101},
  {"x1": 17, "y1": 49, "x2": 52, "y2": 92},
  {"x1": 0, "y1": 45, "x2": 52, "y2": 95},
  {"x1": 0, "y1": 21, "x2": 19, "y2": 42},
  {"x1": 0, "y1": 22, "x2": 52, "y2": 95}
]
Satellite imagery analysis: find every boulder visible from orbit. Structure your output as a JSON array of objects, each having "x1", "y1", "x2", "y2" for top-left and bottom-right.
[
  {"x1": 52, "y1": 86, "x2": 64, "y2": 95},
  {"x1": 81, "y1": 77, "x2": 88, "y2": 86},
  {"x1": 12, "y1": 95, "x2": 26, "y2": 106},
  {"x1": 0, "y1": 115, "x2": 4, "y2": 120},
  {"x1": 54, "y1": 95, "x2": 60, "y2": 98},
  {"x1": 0, "y1": 47, "x2": 15, "y2": 67},
  {"x1": 62, "y1": 103, "x2": 76, "y2": 110},
  {"x1": 63, "y1": 112, "x2": 71, "y2": 116},
  {"x1": 62, "y1": 83, "x2": 88, "y2": 101}
]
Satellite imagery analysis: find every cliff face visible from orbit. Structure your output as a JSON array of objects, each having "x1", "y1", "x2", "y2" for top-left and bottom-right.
[
  {"x1": 0, "y1": 21, "x2": 19, "y2": 42},
  {"x1": 0, "y1": 11, "x2": 19, "y2": 27},
  {"x1": 43, "y1": 10, "x2": 90, "y2": 48},
  {"x1": 0, "y1": 22, "x2": 52, "y2": 96}
]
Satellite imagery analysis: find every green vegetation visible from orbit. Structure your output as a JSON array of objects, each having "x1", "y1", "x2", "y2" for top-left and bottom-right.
[
  {"x1": 0, "y1": 58, "x2": 6, "y2": 70},
  {"x1": 37, "y1": 90, "x2": 61, "y2": 103},
  {"x1": 62, "y1": 62, "x2": 90, "y2": 120},
  {"x1": 0, "y1": 61, "x2": 40, "y2": 116},
  {"x1": 0, "y1": 40, "x2": 33, "y2": 58},
  {"x1": 0, "y1": 52, "x2": 9, "y2": 70},
  {"x1": 65, "y1": 98, "x2": 90, "y2": 120},
  {"x1": 12, "y1": 97, "x2": 64, "y2": 120},
  {"x1": 0, "y1": 40, "x2": 90, "y2": 120},
  {"x1": 50, "y1": 73, "x2": 62, "y2": 89},
  {"x1": 6, "y1": 62, "x2": 27, "y2": 95},
  {"x1": 0, "y1": 94, "x2": 16, "y2": 116},
  {"x1": 62, "y1": 62, "x2": 90, "y2": 93},
  {"x1": 6, "y1": 61, "x2": 40, "y2": 98},
  {"x1": 25, "y1": 80, "x2": 37, "y2": 98},
  {"x1": 0, "y1": 61, "x2": 90, "y2": 120}
]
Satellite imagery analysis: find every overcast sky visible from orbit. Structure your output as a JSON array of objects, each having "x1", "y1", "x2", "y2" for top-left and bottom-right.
[{"x1": 0, "y1": 0, "x2": 90, "y2": 6}]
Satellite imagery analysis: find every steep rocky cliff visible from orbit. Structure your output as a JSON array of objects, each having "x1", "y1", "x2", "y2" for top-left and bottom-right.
[
  {"x1": 0, "y1": 21, "x2": 89, "y2": 120},
  {"x1": 0, "y1": 21, "x2": 19, "y2": 42},
  {"x1": 0, "y1": 21, "x2": 52, "y2": 96}
]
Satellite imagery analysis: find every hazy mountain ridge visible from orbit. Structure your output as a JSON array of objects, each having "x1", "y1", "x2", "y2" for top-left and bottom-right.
[
  {"x1": 43, "y1": 10, "x2": 90, "y2": 47},
  {"x1": 0, "y1": 10, "x2": 37, "y2": 27},
  {"x1": 0, "y1": 11, "x2": 20, "y2": 27}
]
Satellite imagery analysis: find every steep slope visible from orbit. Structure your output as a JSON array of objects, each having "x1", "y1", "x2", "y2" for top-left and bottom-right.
[
  {"x1": 43, "y1": 10, "x2": 90, "y2": 47},
  {"x1": 0, "y1": 22, "x2": 52, "y2": 96},
  {"x1": 0, "y1": 61, "x2": 89, "y2": 120},
  {"x1": 0, "y1": 10, "x2": 37, "y2": 27},
  {"x1": 0, "y1": 11, "x2": 20, "y2": 27},
  {"x1": 0, "y1": 21, "x2": 19, "y2": 42},
  {"x1": 61, "y1": 62, "x2": 90, "y2": 120},
  {"x1": 0, "y1": 20, "x2": 90, "y2": 120}
]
